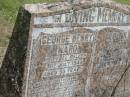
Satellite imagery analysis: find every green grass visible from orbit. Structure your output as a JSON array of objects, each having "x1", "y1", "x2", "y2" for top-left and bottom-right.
[{"x1": 114, "y1": 0, "x2": 130, "y2": 5}]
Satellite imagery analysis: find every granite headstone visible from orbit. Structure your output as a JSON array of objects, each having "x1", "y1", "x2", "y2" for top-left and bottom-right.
[{"x1": 0, "y1": 0, "x2": 130, "y2": 97}]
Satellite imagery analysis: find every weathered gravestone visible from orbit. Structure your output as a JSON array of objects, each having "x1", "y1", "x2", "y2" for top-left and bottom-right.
[{"x1": 0, "y1": 0, "x2": 130, "y2": 97}]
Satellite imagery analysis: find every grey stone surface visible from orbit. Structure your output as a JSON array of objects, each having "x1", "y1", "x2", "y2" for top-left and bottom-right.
[{"x1": 0, "y1": 0, "x2": 130, "y2": 97}]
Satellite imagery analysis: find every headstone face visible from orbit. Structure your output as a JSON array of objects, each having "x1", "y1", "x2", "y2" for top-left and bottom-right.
[
  {"x1": 0, "y1": 1, "x2": 130, "y2": 97},
  {"x1": 27, "y1": 28, "x2": 94, "y2": 97}
]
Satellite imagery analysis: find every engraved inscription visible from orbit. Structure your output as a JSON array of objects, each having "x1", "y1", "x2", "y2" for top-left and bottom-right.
[
  {"x1": 27, "y1": 28, "x2": 93, "y2": 97},
  {"x1": 96, "y1": 29, "x2": 128, "y2": 69},
  {"x1": 91, "y1": 28, "x2": 130, "y2": 97},
  {"x1": 34, "y1": 7, "x2": 130, "y2": 25}
]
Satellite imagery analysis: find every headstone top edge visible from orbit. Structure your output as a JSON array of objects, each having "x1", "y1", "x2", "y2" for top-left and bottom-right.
[
  {"x1": 24, "y1": 2, "x2": 70, "y2": 13},
  {"x1": 23, "y1": 1, "x2": 130, "y2": 14}
]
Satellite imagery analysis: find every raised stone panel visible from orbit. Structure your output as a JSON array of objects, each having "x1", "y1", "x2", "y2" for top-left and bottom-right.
[
  {"x1": 95, "y1": 28, "x2": 129, "y2": 69},
  {"x1": 26, "y1": 28, "x2": 93, "y2": 97},
  {"x1": 91, "y1": 28, "x2": 130, "y2": 97}
]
